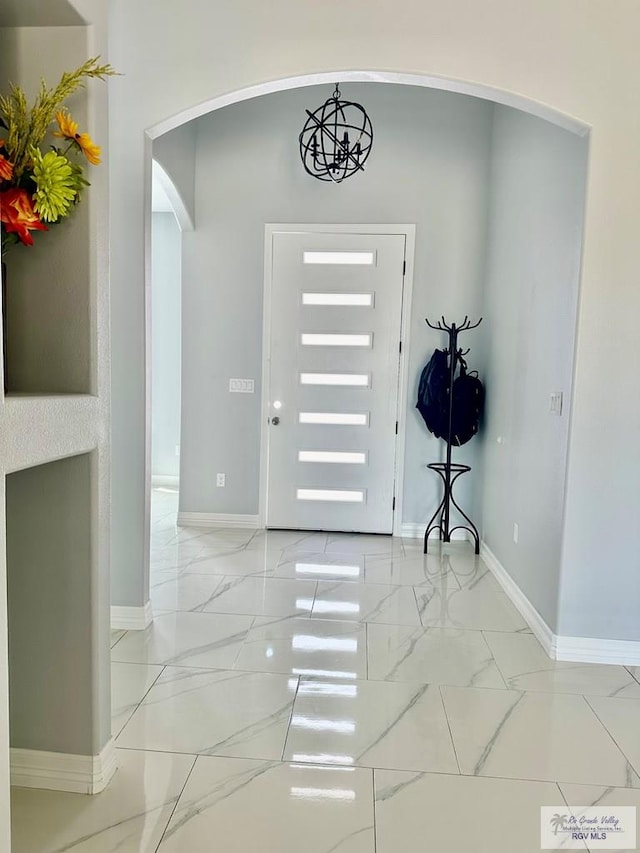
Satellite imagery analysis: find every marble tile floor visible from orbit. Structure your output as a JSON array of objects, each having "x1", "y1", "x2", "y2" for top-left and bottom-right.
[{"x1": 10, "y1": 488, "x2": 640, "y2": 851}]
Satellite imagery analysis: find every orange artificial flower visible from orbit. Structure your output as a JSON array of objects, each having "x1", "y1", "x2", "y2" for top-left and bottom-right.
[
  {"x1": 0, "y1": 140, "x2": 13, "y2": 181},
  {"x1": 54, "y1": 109, "x2": 101, "y2": 165},
  {"x1": 0, "y1": 187, "x2": 48, "y2": 245}
]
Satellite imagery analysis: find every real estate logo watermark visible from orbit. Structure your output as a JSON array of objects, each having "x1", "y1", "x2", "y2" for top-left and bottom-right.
[{"x1": 541, "y1": 806, "x2": 636, "y2": 850}]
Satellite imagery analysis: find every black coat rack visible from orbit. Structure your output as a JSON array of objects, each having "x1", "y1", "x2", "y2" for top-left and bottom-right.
[{"x1": 424, "y1": 315, "x2": 482, "y2": 555}]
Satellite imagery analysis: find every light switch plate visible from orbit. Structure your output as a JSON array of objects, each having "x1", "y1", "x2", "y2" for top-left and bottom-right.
[
  {"x1": 550, "y1": 391, "x2": 563, "y2": 415},
  {"x1": 229, "y1": 378, "x2": 255, "y2": 393}
]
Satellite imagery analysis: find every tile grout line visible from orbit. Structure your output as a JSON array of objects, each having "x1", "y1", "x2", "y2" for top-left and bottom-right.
[
  {"x1": 110, "y1": 630, "x2": 127, "y2": 650},
  {"x1": 479, "y1": 630, "x2": 510, "y2": 690},
  {"x1": 365, "y1": 620, "x2": 369, "y2": 681},
  {"x1": 280, "y1": 676, "x2": 302, "y2": 763},
  {"x1": 410, "y1": 584, "x2": 425, "y2": 629},
  {"x1": 581, "y1": 694, "x2": 640, "y2": 781},
  {"x1": 153, "y1": 752, "x2": 199, "y2": 853},
  {"x1": 555, "y1": 783, "x2": 590, "y2": 853},
  {"x1": 112, "y1": 663, "x2": 167, "y2": 741},
  {"x1": 625, "y1": 665, "x2": 640, "y2": 686},
  {"x1": 372, "y1": 767, "x2": 379, "y2": 853},
  {"x1": 437, "y1": 684, "x2": 462, "y2": 776},
  {"x1": 310, "y1": 579, "x2": 319, "y2": 617},
  {"x1": 116, "y1": 660, "x2": 640, "y2": 696}
]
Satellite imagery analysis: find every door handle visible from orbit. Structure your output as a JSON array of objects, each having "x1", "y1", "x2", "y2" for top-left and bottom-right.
[{"x1": 271, "y1": 416, "x2": 280, "y2": 425}]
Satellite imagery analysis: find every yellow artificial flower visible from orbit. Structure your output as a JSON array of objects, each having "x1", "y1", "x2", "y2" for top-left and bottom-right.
[
  {"x1": 54, "y1": 109, "x2": 102, "y2": 165},
  {"x1": 53, "y1": 109, "x2": 79, "y2": 140}
]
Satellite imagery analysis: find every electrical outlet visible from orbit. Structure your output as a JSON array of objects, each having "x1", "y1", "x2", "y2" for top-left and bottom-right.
[
  {"x1": 513, "y1": 522, "x2": 519, "y2": 544},
  {"x1": 216, "y1": 473, "x2": 226, "y2": 487}
]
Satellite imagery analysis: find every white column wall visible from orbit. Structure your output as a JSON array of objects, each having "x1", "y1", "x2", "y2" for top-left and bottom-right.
[{"x1": 0, "y1": 0, "x2": 112, "y2": 843}]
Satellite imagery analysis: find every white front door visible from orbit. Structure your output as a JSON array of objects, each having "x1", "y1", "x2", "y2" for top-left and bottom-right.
[{"x1": 264, "y1": 227, "x2": 407, "y2": 534}]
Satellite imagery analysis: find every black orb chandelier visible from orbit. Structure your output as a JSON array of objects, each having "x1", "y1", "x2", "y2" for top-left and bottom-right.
[{"x1": 299, "y1": 84, "x2": 373, "y2": 183}]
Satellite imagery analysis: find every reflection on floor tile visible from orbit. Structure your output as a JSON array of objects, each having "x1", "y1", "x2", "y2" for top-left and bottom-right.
[
  {"x1": 416, "y1": 581, "x2": 527, "y2": 631},
  {"x1": 325, "y1": 533, "x2": 402, "y2": 556},
  {"x1": 367, "y1": 624, "x2": 505, "y2": 688},
  {"x1": 158, "y1": 756, "x2": 375, "y2": 852},
  {"x1": 275, "y1": 552, "x2": 365, "y2": 582},
  {"x1": 375, "y1": 770, "x2": 561, "y2": 853},
  {"x1": 284, "y1": 678, "x2": 458, "y2": 773},
  {"x1": 312, "y1": 581, "x2": 421, "y2": 626},
  {"x1": 111, "y1": 661, "x2": 164, "y2": 736},
  {"x1": 441, "y1": 686, "x2": 639, "y2": 787},
  {"x1": 235, "y1": 616, "x2": 367, "y2": 679},
  {"x1": 11, "y1": 749, "x2": 195, "y2": 853},
  {"x1": 186, "y1": 548, "x2": 281, "y2": 576},
  {"x1": 117, "y1": 667, "x2": 298, "y2": 760},
  {"x1": 365, "y1": 552, "x2": 460, "y2": 588},
  {"x1": 448, "y1": 554, "x2": 497, "y2": 587},
  {"x1": 200, "y1": 575, "x2": 318, "y2": 617},
  {"x1": 247, "y1": 530, "x2": 329, "y2": 554},
  {"x1": 150, "y1": 571, "x2": 224, "y2": 612},
  {"x1": 586, "y1": 696, "x2": 640, "y2": 776},
  {"x1": 150, "y1": 541, "x2": 204, "y2": 571},
  {"x1": 111, "y1": 611, "x2": 254, "y2": 669},
  {"x1": 484, "y1": 632, "x2": 640, "y2": 697}
]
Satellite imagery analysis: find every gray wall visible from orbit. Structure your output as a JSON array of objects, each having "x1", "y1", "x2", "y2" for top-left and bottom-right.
[
  {"x1": 151, "y1": 212, "x2": 182, "y2": 479},
  {"x1": 179, "y1": 83, "x2": 493, "y2": 521},
  {"x1": 6, "y1": 454, "x2": 105, "y2": 754},
  {"x1": 480, "y1": 106, "x2": 587, "y2": 632}
]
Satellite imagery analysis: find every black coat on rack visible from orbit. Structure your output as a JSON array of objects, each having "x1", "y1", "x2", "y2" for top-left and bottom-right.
[{"x1": 422, "y1": 315, "x2": 482, "y2": 555}]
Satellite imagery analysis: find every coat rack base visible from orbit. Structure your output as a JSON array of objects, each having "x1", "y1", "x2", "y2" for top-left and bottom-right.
[{"x1": 423, "y1": 462, "x2": 480, "y2": 555}]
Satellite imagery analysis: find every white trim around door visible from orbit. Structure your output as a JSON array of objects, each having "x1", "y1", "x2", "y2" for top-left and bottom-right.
[{"x1": 259, "y1": 223, "x2": 415, "y2": 536}]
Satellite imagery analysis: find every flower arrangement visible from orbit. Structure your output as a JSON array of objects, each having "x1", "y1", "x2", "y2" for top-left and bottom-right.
[{"x1": 0, "y1": 57, "x2": 115, "y2": 254}]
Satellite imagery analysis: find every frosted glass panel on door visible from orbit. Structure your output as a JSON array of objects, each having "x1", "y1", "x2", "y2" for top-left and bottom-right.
[
  {"x1": 298, "y1": 451, "x2": 367, "y2": 464},
  {"x1": 300, "y1": 373, "x2": 370, "y2": 387},
  {"x1": 296, "y1": 489, "x2": 365, "y2": 503},
  {"x1": 302, "y1": 292, "x2": 374, "y2": 307},
  {"x1": 298, "y1": 412, "x2": 369, "y2": 426},
  {"x1": 303, "y1": 251, "x2": 375, "y2": 265},
  {"x1": 300, "y1": 333, "x2": 372, "y2": 347}
]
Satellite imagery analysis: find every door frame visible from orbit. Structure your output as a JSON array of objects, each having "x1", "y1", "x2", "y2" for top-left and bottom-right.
[{"x1": 259, "y1": 223, "x2": 416, "y2": 536}]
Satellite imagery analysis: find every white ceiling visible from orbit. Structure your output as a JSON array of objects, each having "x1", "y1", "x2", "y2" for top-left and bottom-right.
[{"x1": 0, "y1": 0, "x2": 85, "y2": 27}]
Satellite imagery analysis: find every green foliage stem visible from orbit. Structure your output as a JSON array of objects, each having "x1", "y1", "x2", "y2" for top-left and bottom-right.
[{"x1": 0, "y1": 57, "x2": 116, "y2": 179}]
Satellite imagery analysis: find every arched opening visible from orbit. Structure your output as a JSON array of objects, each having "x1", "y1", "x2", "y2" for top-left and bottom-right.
[{"x1": 143, "y1": 72, "x2": 588, "y2": 644}]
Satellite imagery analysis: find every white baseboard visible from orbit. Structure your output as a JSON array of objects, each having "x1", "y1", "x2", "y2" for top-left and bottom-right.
[
  {"x1": 399, "y1": 522, "x2": 470, "y2": 541},
  {"x1": 480, "y1": 542, "x2": 640, "y2": 666},
  {"x1": 480, "y1": 542, "x2": 555, "y2": 655},
  {"x1": 552, "y1": 635, "x2": 640, "y2": 666},
  {"x1": 151, "y1": 475, "x2": 179, "y2": 488},
  {"x1": 177, "y1": 512, "x2": 260, "y2": 529},
  {"x1": 111, "y1": 601, "x2": 153, "y2": 631},
  {"x1": 11, "y1": 737, "x2": 117, "y2": 794}
]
